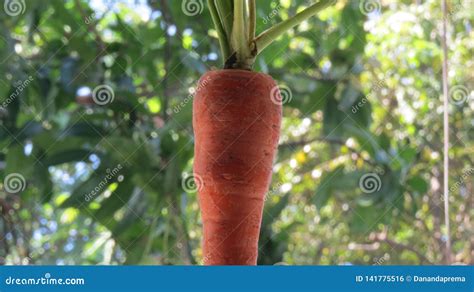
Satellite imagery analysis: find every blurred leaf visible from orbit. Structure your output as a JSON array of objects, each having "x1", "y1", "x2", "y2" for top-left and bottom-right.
[
  {"x1": 314, "y1": 166, "x2": 344, "y2": 209},
  {"x1": 344, "y1": 124, "x2": 384, "y2": 159},
  {"x1": 16, "y1": 121, "x2": 44, "y2": 141},
  {"x1": 399, "y1": 147, "x2": 417, "y2": 164},
  {"x1": 323, "y1": 95, "x2": 346, "y2": 138},
  {"x1": 62, "y1": 122, "x2": 108, "y2": 138},
  {"x1": 35, "y1": 164, "x2": 53, "y2": 203},
  {"x1": 60, "y1": 57, "x2": 79, "y2": 93},
  {"x1": 263, "y1": 193, "x2": 290, "y2": 225},
  {"x1": 181, "y1": 51, "x2": 207, "y2": 74},
  {"x1": 112, "y1": 189, "x2": 148, "y2": 238},
  {"x1": 43, "y1": 149, "x2": 92, "y2": 166},
  {"x1": 61, "y1": 168, "x2": 119, "y2": 208},
  {"x1": 407, "y1": 176, "x2": 428, "y2": 193},
  {"x1": 94, "y1": 181, "x2": 135, "y2": 223},
  {"x1": 339, "y1": 84, "x2": 361, "y2": 111}
]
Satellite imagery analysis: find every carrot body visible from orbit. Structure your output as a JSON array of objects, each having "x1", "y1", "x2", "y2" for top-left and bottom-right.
[{"x1": 193, "y1": 69, "x2": 282, "y2": 265}]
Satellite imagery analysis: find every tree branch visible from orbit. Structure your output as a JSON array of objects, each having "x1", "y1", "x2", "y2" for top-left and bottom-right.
[
  {"x1": 371, "y1": 232, "x2": 432, "y2": 264},
  {"x1": 280, "y1": 136, "x2": 377, "y2": 166}
]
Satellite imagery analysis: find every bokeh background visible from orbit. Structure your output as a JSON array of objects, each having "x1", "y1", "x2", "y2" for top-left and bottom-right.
[{"x1": 0, "y1": 0, "x2": 472, "y2": 265}]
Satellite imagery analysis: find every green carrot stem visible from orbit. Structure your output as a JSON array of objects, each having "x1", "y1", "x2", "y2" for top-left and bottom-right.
[
  {"x1": 254, "y1": 0, "x2": 334, "y2": 54},
  {"x1": 207, "y1": 0, "x2": 231, "y2": 62},
  {"x1": 215, "y1": 0, "x2": 234, "y2": 39},
  {"x1": 248, "y1": 0, "x2": 256, "y2": 42},
  {"x1": 231, "y1": 0, "x2": 252, "y2": 67}
]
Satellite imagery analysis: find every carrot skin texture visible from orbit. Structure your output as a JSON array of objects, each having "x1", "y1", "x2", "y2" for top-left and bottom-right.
[{"x1": 193, "y1": 70, "x2": 282, "y2": 265}]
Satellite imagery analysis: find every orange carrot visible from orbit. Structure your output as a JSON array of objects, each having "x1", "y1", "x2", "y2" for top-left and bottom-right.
[
  {"x1": 194, "y1": 0, "x2": 332, "y2": 265},
  {"x1": 193, "y1": 69, "x2": 282, "y2": 265}
]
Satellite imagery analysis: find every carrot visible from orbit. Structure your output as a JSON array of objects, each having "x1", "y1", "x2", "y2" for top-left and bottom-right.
[
  {"x1": 193, "y1": 69, "x2": 281, "y2": 265},
  {"x1": 193, "y1": 0, "x2": 333, "y2": 265}
]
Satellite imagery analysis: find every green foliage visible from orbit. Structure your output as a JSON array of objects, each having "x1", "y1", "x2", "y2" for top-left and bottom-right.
[{"x1": 0, "y1": 0, "x2": 472, "y2": 265}]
